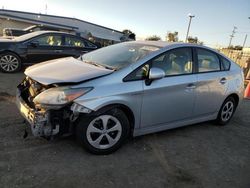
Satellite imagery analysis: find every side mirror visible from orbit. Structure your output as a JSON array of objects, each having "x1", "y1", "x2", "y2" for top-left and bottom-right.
[
  {"x1": 30, "y1": 41, "x2": 39, "y2": 47},
  {"x1": 145, "y1": 67, "x2": 165, "y2": 86},
  {"x1": 149, "y1": 67, "x2": 165, "y2": 80}
]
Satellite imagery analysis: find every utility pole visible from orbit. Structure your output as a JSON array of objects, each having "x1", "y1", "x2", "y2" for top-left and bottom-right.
[
  {"x1": 228, "y1": 26, "x2": 237, "y2": 48},
  {"x1": 242, "y1": 34, "x2": 248, "y2": 49},
  {"x1": 45, "y1": 4, "x2": 47, "y2": 14},
  {"x1": 185, "y1": 13, "x2": 195, "y2": 43}
]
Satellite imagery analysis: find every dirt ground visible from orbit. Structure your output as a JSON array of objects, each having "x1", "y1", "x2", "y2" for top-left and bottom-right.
[{"x1": 0, "y1": 71, "x2": 250, "y2": 188}]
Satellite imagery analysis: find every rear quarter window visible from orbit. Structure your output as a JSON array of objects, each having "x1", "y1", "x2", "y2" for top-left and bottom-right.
[{"x1": 221, "y1": 56, "x2": 231, "y2": 71}]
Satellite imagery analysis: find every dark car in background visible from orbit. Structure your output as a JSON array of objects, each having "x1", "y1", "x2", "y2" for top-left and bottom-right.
[
  {"x1": 0, "y1": 31, "x2": 98, "y2": 73},
  {"x1": 3, "y1": 25, "x2": 60, "y2": 37}
]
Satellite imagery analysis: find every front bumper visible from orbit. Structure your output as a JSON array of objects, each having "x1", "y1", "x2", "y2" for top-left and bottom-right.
[{"x1": 16, "y1": 88, "x2": 59, "y2": 137}]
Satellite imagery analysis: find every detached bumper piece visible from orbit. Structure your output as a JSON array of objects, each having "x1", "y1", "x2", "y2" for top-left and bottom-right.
[{"x1": 16, "y1": 78, "x2": 70, "y2": 138}]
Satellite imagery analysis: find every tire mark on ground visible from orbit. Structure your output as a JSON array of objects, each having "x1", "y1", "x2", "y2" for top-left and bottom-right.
[
  {"x1": 146, "y1": 134, "x2": 199, "y2": 187},
  {"x1": 0, "y1": 92, "x2": 15, "y2": 103}
]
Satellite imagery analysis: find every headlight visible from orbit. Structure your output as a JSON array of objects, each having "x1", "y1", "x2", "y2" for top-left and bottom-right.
[{"x1": 33, "y1": 87, "x2": 92, "y2": 105}]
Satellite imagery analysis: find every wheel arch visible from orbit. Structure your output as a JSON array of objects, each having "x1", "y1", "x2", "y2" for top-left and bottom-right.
[
  {"x1": 91, "y1": 103, "x2": 135, "y2": 136},
  {"x1": 0, "y1": 50, "x2": 22, "y2": 62},
  {"x1": 226, "y1": 93, "x2": 239, "y2": 108},
  {"x1": 0, "y1": 50, "x2": 23, "y2": 72}
]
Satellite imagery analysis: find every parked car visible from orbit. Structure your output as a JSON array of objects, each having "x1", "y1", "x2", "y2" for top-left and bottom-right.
[
  {"x1": 16, "y1": 41, "x2": 244, "y2": 154},
  {"x1": 0, "y1": 31, "x2": 97, "y2": 73},
  {"x1": 3, "y1": 25, "x2": 60, "y2": 37}
]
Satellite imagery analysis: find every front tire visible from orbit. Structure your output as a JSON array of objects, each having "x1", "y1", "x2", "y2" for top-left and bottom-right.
[
  {"x1": 216, "y1": 97, "x2": 236, "y2": 125},
  {"x1": 0, "y1": 52, "x2": 21, "y2": 73},
  {"x1": 76, "y1": 108, "x2": 130, "y2": 154}
]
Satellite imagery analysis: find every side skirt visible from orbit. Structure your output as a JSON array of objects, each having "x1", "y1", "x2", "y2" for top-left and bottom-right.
[{"x1": 133, "y1": 112, "x2": 218, "y2": 137}]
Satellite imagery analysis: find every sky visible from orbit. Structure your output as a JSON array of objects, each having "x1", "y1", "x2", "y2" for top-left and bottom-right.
[{"x1": 0, "y1": 0, "x2": 250, "y2": 47}]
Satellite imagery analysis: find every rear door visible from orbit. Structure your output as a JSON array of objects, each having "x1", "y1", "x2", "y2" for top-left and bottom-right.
[
  {"x1": 62, "y1": 35, "x2": 96, "y2": 58},
  {"x1": 193, "y1": 48, "x2": 229, "y2": 116},
  {"x1": 26, "y1": 34, "x2": 64, "y2": 63}
]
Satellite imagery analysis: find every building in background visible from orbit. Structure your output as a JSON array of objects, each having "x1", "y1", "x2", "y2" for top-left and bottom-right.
[{"x1": 0, "y1": 9, "x2": 134, "y2": 46}]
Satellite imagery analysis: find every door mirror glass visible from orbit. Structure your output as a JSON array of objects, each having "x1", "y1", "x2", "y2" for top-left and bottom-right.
[{"x1": 149, "y1": 67, "x2": 165, "y2": 80}]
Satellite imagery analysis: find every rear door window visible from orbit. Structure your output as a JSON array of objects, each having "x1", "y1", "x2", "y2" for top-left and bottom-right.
[
  {"x1": 65, "y1": 36, "x2": 85, "y2": 47},
  {"x1": 197, "y1": 48, "x2": 220, "y2": 72}
]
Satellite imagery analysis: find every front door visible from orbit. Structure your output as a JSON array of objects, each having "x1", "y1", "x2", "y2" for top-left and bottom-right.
[
  {"x1": 140, "y1": 47, "x2": 197, "y2": 127},
  {"x1": 26, "y1": 34, "x2": 64, "y2": 63}
]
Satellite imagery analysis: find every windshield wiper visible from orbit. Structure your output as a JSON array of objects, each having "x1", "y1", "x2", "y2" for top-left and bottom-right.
[{"x1": 84, "y1": 61, "x2": 116, "y2": 71}]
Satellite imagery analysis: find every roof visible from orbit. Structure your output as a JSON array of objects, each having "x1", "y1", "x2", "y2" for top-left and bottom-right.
[
  {"x1": 0, "y1": 11, "x2": 77, "y2": 30},
  {"x1": 14, "y1": 31, "x2": 75, "y2": 41},
  {"x1": 130, "y1": 40, "x2": 172, "y2": 47},
  {"x1": 0, "y1": 9, "x2": 123, "y2": 34},
  {"x1": 127, "y1": 41, "x2": 216, "y2": 52}
]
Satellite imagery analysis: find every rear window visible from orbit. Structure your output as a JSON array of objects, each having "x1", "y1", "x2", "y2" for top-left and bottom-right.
[{"x1": 84, "y1": 40, "x2": 97, "y2": 48}]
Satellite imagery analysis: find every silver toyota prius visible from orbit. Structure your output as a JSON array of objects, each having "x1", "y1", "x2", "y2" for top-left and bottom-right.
[{"x1": 16, "y1": 41, "x2": 244, "y2": 154}]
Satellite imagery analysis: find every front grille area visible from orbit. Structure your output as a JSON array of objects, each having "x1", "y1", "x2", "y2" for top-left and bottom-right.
[
  {"x1": 17, "y1": 77, "x2": 73, "y2": 137},
  {"x1": 18, "y1": 77, "x2": 50, "y2": 109}
]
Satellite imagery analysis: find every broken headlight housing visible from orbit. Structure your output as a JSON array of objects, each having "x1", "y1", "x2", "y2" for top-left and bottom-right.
[{"x1": 33, "y1": 87, "x2": 92, "y2": 106}]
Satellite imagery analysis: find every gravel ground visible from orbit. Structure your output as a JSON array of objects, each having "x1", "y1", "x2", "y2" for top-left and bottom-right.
[{"x1": 0, "y1": 72, "x2": 250, "y2": 188}]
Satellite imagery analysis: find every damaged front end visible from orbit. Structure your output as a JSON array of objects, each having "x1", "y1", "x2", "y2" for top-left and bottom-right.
[{"x1": 16, "y1": 77, "x2": 92, "y2": 138}]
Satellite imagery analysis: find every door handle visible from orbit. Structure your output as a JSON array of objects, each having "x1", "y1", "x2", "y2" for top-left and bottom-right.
[
  {"x1": 220, "y1": 77, "x2": 227, "y2": 84},
  {"x1": 186, "y1": 83, "x2": 196, "y2": 89},
  {"x1": 54, "y1": 50, "x2": 62, "y2": 53}
]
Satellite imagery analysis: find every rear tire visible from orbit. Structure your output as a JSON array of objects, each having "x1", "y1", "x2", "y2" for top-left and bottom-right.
[
  {"x1": 216, "y1": 97, "x2": 236, "y2": 125},
  {"x1": 0, "y1": 52, "x2": 21, "y2": 73},
  {"x1": 76, "y1": 108, "x2": 130, "y2": 155}
]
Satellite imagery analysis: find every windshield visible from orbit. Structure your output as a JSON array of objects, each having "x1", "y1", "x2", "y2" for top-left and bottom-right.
[{"x1": 81, "y1": 43, "x2": 160, "y2": 70}]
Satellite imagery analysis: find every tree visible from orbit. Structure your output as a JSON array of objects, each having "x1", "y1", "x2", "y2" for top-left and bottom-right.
[
  {"x1": 145, "y1": 35, "x2": 161, "y2": 41},
  {"x1": 166, "y1": 31, "x2": 178, "y2": 42},
  {"x1": 187, "y1": 36, "x2": 198, "y2": 43},
  {"x1": 122, "y1": 29, "x2": 136, "y2": 41},
  {"x1": 122, "y1": 29, "x2": 133, "y2": 35},
  {"x1": 187, "y1": 36, "x2": 203, "y2": 45},
  {"x1": 234, "y1": 45, "x2": 243, "y2": 50}
]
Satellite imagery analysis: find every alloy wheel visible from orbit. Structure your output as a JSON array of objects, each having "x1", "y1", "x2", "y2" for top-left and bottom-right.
[
  {"x1": 0, "y1": 55, "x2": 19, "y2": 72},
  {"x1": 86, "y1": 115, "x2": 122, "y2": 150},
  {"x1": 221, "y1": 101, "x2": 234, "y2": 122}
]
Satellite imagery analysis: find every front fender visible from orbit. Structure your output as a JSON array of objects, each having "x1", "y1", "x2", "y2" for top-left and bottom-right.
[{"x1": 74, "y1": 94, "x2": 142, "y2": 129}]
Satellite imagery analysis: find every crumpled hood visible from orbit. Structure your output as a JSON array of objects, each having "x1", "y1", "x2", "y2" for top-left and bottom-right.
[{"x1": 25, "y1": 57, "x2": 113, "y2": 85}]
